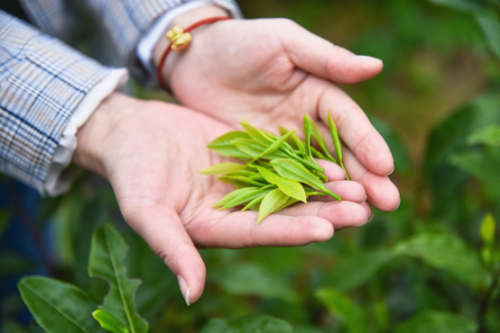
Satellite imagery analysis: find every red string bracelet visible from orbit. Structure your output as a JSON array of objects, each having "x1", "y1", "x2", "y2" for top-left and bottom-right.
[{"x1": 157, "y1": 16, "x2": 232, "y2": 93}]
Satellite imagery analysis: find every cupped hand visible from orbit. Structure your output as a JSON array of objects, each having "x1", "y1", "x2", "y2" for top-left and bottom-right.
[
  {"x1": 157, "y1": 15, "x2": 400, "y2": 212},
  {"x1": 73, "y1": 93, "x2": 371, "y2": 305}
]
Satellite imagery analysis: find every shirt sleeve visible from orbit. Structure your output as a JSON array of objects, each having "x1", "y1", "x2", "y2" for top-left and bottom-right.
[{"x1": 0, "y1": 10, "x2": 128, "y2": 196}]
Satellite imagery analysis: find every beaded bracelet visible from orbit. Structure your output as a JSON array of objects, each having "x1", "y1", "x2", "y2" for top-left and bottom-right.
[{"x1": 156, "y1": 16, "x2": 232, "y2": 93}]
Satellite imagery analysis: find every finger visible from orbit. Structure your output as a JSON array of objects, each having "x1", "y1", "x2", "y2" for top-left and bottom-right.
[
  {"x1": 317, "y1": 82, "x2": 394, "y2": 176},
  {"x1": 315, "y1": 159, "x2": 346, "y2": 181},
  {"x1": 342, "y1": 147, "x2": 400, "y2": 211},
  {"x1": 276, "y1": 19, "x2": 383, "y2": 84},
  {"x1": 310, "y1": 180, "x2": 366, "y2": 203},
  {"x1": 120, "y1": 201, "x2": 206, "y2": 306},
  {"x1": 188, "y1": 212, "x2": 334, "y2": 248},
  {"x1": 278, "y1": 200, "x2": 370, "y2": 229}
]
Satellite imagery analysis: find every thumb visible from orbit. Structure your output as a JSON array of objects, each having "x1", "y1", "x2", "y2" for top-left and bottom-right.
[
  {"x1": 121, "y1": 202, "x2": 206, "y2": 305},
  {"x1": 275, "y1": 19, "x2": 383, "y2": 84}
]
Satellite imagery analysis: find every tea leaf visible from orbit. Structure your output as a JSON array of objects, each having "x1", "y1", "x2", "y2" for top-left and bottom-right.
[
  {"x1": 258, "y1": 188, "x2": 290, "y2": 223},
  {"x1": 200, "y1": 163, "x2": 248, "y2": 175},
  {"x1": 240, "y1": 118, "x2": 272, "y2": 144},
  {"x1": 309, "y1": 118, "x2": 337, "y2": 162},
  {"x1": 257, "y1": 166, "x2": 307, "y2": 203},
  {"x1": 271, "y1": 159, "x2": 341, "y2": 201},
  {"x1": 234, "y1": 139, "x2": 288, "y2": 160},
  {"x1": 218, "y1": 175, "x2": 267, "y2": 188},
  {"x1": 93, "y1": 310, "x2": 129, "y2": 333},
  {"x1": 241, "y1": 188, "x2": 275, "y2": 211},
  {"x1": 213, "y1": 188, "x2": 249, "y2": 208},
  {"x1": 328, "y1": 110, "x2": 349, "y2": 180},
  {"x1": 250, "y1": 130, "x2": 298, "y2": 163},
  {"x1": 280, "y1": 127, "x2": 305, "y2": 154},
  {"x1": 207, "y1": 131, "x2": 252, "y2": 158},
  {"x1": 220, "y1": 187, "x2": 272, "y2": 210},
  {"x1": 303, "y1": 115, "x2": 314, "y2": 161}
]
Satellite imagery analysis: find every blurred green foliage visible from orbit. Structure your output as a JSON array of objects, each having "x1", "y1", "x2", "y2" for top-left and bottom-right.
[{"x1": 1, "y1": 0, "x2": 500, "y2": 332}]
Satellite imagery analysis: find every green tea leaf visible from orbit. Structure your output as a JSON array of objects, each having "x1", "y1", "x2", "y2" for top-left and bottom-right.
[
  {"x1": 200, "y1": 315, "x2": 293, "y2": 333},
  {"x1": 234, "y1": 139, "x2": 289, "y2": 160},
  {"x1": 303, "y1": 115, "x2": 314, "y2": 161},
  {"x1": 199, "y1": 163, "x2": 248, "y2": 175},
  {"x1": 258, "y1": 188, "x2": 290, "y2": 223},
  {"x1": 218, "y1": 175, "x2": 267, "y2": 188},
  {"x1": 220, "y1": 187, "x2": 272, "y2": 210},
  {"x1": 256, "y1": 166, "x2": 306, "y2": 203},
  {"x1": 88, "y1": 225, "x2": 148, "y2": 333},
  {"x1": 394, "y1": 311, "x2": 478, "y2": 333},
  {"x1": 18, "y1": 276, "x2": 103, "y2": 333},
  {"x1": 271, "y1": 159, "x2": 341, "y2": 201},
  {"x1": 280, "y1": 126, "x2": 305, "y2": 154},
  {"x1": 241, "y1": 189, "x2": 274, "y2": 211},
  {"x1": 207, "y1": 131, "x2": 251, "y2": 158},
  {"x1": 328, "y1": 110, "x2": 349, "y2": 180},
  {"x1": 250, "y1": 130, "x2": 297, "y2": 163},
  {"x1": 240, "y1": 118, "x2": 272, "y2": 144},
  {"x1": 93, "y1": 310, "x2": 129, "y2": 333},
  {"x1": 309, "y1": 118, "x2": 337, "y2": 162},
  {"x1": 315, "y1": 288, "x2": 367, "y2": 333}
]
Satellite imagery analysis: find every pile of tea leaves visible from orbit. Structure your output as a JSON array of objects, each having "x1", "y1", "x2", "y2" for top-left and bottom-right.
[{"x1": 201, "y1": 111, "x2": 349, "y2": 223}]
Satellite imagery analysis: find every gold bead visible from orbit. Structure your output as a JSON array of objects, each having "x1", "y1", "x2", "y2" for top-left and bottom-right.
[{"x1": 172, "y1": 33, "x2": 192, "y2": 51}]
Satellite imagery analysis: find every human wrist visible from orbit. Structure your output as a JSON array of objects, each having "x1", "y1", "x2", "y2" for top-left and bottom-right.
[
  {"x1": 72, "y1": 92, "x2": 140, "y2": 178},
  {"x1": 153, "y1": 5, "x2": 229, "y2": 83}
]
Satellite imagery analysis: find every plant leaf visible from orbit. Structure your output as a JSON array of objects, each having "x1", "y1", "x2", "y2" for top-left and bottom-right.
[
  {"x1": 93, "y1": 310, "x2": 129, "y2": 333},
  {"x1": 303, "y1": 115, "x2": 314, "y2": 161},
  {"x1": 256, "y1": 166, "x2": 306, "y2": 203},
  {"x1": 240, "y1": 118, "x2": 272, "y2": 144},
  {"x1": 241, "y1": 189, "x2": 274, "y2": 211},
  {"x1": 250, "y1": 130, "x2": 297, "y2": 163},
  {"x1": 218, "y1": 175, "x2": 267, "y2": 188},
  {"x1": 271, "y1": 159, "x2": 341, "y2": 201},
  {"x1": 88, "y1": 224, "x2": 148, "y2": 333},
  {"x1": 467, "y1": 124, "x2": 500, "y2": 147},
  {"x1": 207, "y1": 131, "x2": 251, "y2": 158},
  {"x1": 475, "y1": 9, "x2": 500, "y2": 60},
  {"x1": 234, "y1": 139, "x2": 289, "y2": 160},
  {"x1": 480, "y1": 212, "x2": 495, "y2": 247},
  {"x1": 258, "y1": 188, "x2": 290, "y2": 223},
  {"x1": 18, "y1": 276, "x2": 103, "y2": 333},
  {"x1": 220, "y1": 187, "x2": 272, "y2": 210},
  {"x1": 309, "y1": 117, "x2": 337, "y2": 162},
  {"x1": 280, "y1": 126, "x2": 305, "y2": 154},
  {"x1": 199, "y1": 163, "x2": 248, "y2": 175},
  {"x1": 315, "y1": 288, "x2": 367, "y2": 333},
  {"x1": 328, "y1": 110, "x2": 349, "y2": 180}
]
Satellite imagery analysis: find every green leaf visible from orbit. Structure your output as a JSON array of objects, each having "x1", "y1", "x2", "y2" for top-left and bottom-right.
[
  {"x1": 309, "y1": 117, "x2": 337, "y2": 162},
  {"x1": 270, "y1": 159, "x2": 341, "y2": 200},
  {"x1": 199, "y1": 163, "x2": 248, "y2": 175},
  {"x1": 250, "y1": 129, "x2": 298, "y2": 163},
  {"x1": 256, "y1": 166, "x2": 306, "y2": 203},
  {"x1": 475, "y1": 9, "x2": 500, "y2": 60},
  {"x1": 328, "y1": 110, "x2": 349, "y2": 180},
  {"x1": 218, "y1": 175, "x2": 267, "y2": 188},
  {"x1": 240, "y1": 118, "x2": 272, "y2": 144},
  {"x1": 234, "y1": 139, "x2": 289, "y2": 160},
  {"x1": 480, "y1": 212, "x2": 496, "y2": 247},
  {"x1": 279, "y1": 126, "x2": 305, "y2": 154},
  {"x1": 18, "y1": 276, "x2": 103, "y2": 333},
  {"x1": 241, "y1": 189, "x2": 274, "y2": 211},
  {"x1": 258, "y1": 188, "x2": 290, "y2": 223},
  {"x1": 207, "y1": 131, "x2": 251, "y2": 158},
  {"x1": 88, "y1": 225, "x2": 148, "y2": 333},
  {"x1": 220, "y1": 187, "x2": 273, "y2": 210},
  {"x1": 394, "y1": 311, "x2": 478, "y2": 333},
  {"x1": 200, "y1": 315, "x2": 293, "y2": 333},
  {"x1": 210, "y1": 263, "x2": 298, "y2": 302},
  {"x1": 394, "y1": 231, "x2": 490, "y2": 289},
  {"x1": 467, "y1": 124, "x2": 500, "y2": 147},
  {"x1": 315, "y1": 288, "x2": 367, "y2": 333},
  {"x1": 93, "y1": 310, "x2": 129, "y2": 333},
  {"x1": 322, "y1": 250, "x2": 393, "y2": 292},
  {"x1": 303, "y1": 115, "x2": 314, "y2": 161},
  {"x1": 427, "y1": 0, "x2": 491, "y2": 13}
]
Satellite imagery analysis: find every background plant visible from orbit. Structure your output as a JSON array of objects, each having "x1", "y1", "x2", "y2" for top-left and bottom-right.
[{"x1": 0, "y1": 0, "x2": 499, "y2": 332}]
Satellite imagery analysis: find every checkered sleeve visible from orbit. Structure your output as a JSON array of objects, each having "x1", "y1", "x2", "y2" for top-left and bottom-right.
[{"x1": 0, "y1": 10, "x2": 116, "y2": 193}]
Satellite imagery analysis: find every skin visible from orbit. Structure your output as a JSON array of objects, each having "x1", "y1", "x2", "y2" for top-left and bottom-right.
[{"x1": 73, "y1": 93, "x2": 370, "y2": 305}]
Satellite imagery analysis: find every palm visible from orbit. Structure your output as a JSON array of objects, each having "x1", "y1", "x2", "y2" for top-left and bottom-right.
[
  {"x1": 102, "y1": 101, "x2": 369, "y2": 303},
  {"x1": 167, "y1": 19, "x2": 400, "y2": 211}
]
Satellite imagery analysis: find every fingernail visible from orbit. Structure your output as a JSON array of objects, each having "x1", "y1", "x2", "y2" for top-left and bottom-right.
[
  {"x1": 388, "y1": 166, "x2": 395, "y2": 176},
  {"x1": 177, "y1": 275, "x2": 191, "y2": 306},
  {"x1": 362, "y1": 195, "x2": 368, "y2": 203},
  {"x1": 368, "y1": 212, "x2": 374, "y2": 223},
  {"x1": 358, "y1": 55, "x2": 383, "y2": 64},
  {"x1": 393, "y1": 199, "x2": 401, "y2": 212}
]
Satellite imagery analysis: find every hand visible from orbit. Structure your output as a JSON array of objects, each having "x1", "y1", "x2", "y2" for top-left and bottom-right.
[
  {"x1": 73, "y1": 93, "x2": 370, "y2": 305},
  {"x1": 154, "y1": 8, "x2": 400, "y2": 212}
]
